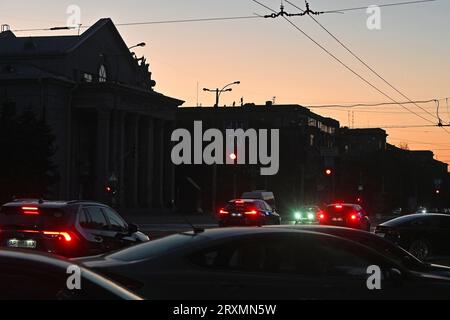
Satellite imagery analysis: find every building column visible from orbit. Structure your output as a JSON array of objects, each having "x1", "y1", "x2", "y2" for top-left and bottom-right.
[
  {"x1": 118, "y1": 112, "x2": 126, "y2": 207},
  {"x1": 146, "y1": 117, "x2": 155, "y2": 208},
  {"x1": 95, "y1": 108, "x2": 110, "y2": 203},
  {"x1": 159, "y1": 120, "x2": 166, "y2": 208},
  {"x1": 131, "y1": 114, "x2": 140, "y2": 208},
  {"x1": 166, "y1": 122, "x2": 176, "y2": 211}
]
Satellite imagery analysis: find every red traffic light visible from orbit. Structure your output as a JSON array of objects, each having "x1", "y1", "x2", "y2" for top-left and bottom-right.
[{"x1": 229, "y1": 153, "x2": 237, "y2": 161}]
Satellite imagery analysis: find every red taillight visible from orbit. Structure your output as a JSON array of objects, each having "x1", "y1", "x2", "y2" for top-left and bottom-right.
[
  {"x1": 43, "y1": 231, "x2": 72, "y2": 242},
  {"x1": 318, "y1": 213, "x2": 326, "y2": 220},
  {"x1": 235, "y1": 200, "x2": 245, "y2": 204},
  {"x1": 245, "y1": 210, "x2": 258, "y2": 215},
  {"x1": 335, "y1": 205, "x2": 343, "y2": 209},
  {"x1": 350, "y1": 214, "x2": 357, "y2": 221},
  {"x1": 22, "y1": 206, "x2": 39, "y2": 215},
  {"x1": 219, "y1": 209, "x2": 229, "y2": 215}
]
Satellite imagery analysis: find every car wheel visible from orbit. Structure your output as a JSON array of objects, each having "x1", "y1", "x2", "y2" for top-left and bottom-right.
[{"x1": 409, "y1": 240, "x2": 430, "y2": 260}]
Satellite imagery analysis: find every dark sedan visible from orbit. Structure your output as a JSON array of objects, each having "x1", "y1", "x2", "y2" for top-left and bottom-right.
[
  {"x1": 218, "y1": 199, "x2": 281, "y2": 227},
  {"x1": 375, "y1": 214, "x2": 450, "y2": 261},
  {"x1": 272, "y1": 225, "x2": 450, "y2": 278},
  {"x1": 319, "y1": 204, "x2": 371, "y2": 231},
  {"x1": 0, "y1": 250, "x2": 142, "y2": 300},
  {"x1": 78, "y1": 228, "x2": 450, "y2": 300}
]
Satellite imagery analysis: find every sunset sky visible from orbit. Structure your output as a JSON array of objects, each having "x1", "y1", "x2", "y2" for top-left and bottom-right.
[{"x1": 1, "y1": 0, "x2": 449, "y2": 167}]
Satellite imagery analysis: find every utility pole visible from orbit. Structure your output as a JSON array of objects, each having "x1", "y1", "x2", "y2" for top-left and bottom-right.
[{"x1": 203, "y1": 81, "x2": 241, "y2": 213}]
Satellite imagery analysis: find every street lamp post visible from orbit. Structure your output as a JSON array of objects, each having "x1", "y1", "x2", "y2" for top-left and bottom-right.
[
  {"x1": 202, "y1": 81, "x2": 240, "y2": 214},
  {"x1": 203, "y1": 81, "x2": 240, "y2": 108}
]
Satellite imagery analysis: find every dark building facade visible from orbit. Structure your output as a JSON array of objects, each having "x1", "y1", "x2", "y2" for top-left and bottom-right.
[
  {"x1": 175, "y1": 103, "x2": 340, "y2": 214},
  {"x1": 176, "y1": 106, "x2": 449, "y2": 216},
  {"x1": 336, "y1": 128, "x2": 449, "y2": 213},
  {"x1": 0, "y1": 19, "x2": 184, "y2": 211}
]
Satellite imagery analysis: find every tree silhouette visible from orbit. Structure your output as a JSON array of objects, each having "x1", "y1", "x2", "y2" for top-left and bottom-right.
[{"x1": 0, "y1": 101, "x2": 58, "y2": 204}]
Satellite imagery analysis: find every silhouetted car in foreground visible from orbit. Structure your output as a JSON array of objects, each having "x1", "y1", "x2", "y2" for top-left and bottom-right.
[
  {"x1": 218, "y1": 199, "x2": 281, "y2": 227},
  {"x1": 274, "y1": 225, "x2": 450, "y2": 278},
  {"x1": 0, "y1": 200, "x2": 149, "y2": 258},
  {"x1": 319, "y1": 204, "x2": 371, "y2": 231},
  {"x1": 0, "y1": 249, "x2": 142, "y2": 300},
  {"x1": 78, "y1": 228, "x2": 450, "y2": 300},
  {"x1": 375, "y1": 214, "x2": 450, "y2": 261}
]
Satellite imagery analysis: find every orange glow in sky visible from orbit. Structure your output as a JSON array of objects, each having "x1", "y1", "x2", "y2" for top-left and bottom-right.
[{"x1": 2, "y1": 0, "x2": 449, "y2": 168}]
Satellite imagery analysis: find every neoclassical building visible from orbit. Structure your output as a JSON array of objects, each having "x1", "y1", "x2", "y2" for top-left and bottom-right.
[{"x1": 0, "y1": 19, "x2": 184, "y2": 210}]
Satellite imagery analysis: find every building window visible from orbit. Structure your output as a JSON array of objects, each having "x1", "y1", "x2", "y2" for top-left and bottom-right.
[{"x1": 99, "y1": 65, "x2": 107, "y2": 82}]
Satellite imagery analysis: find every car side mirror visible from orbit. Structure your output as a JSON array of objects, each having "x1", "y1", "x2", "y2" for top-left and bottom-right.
[{"x1": 128, "y1": 223, "x2": 139, "y2": 234}]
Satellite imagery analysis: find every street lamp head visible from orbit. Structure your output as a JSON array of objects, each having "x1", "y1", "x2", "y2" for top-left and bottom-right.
[
  {"x1": 225, "y1": 88, "x2": 233, "y2": 92},
  {"x1": 137, "y1": 42, "x2": 146, "y2": 47},
  {"x1": 234, "y1": 81, "x2": 241, "y2": 85}
]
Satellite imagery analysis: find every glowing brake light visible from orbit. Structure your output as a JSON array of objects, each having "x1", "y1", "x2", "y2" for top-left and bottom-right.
[
  {"x1": 235, "y1": 200, "x2": 245, "y2": 204},
  {"x1": 43, "y1": 231, "x2": 72, "y2": 242},
  {"x1": 22, "y1": 207, "x2": 39, "y2": 215},
  {"x1": 219, "y1": 209, "x2": 229, "y2": 215},
  {"x1": 245, "y1": 210, "x2": 258, "y2": 215},
  {"x1": 318, "y1": 213, "x2": 325, "y2": 220},
  {"x1": 335, "y1": 205, "x2": 343, "y2": 209},
  {"x1": 350, "y1": 214, "x2": 358, "y2": 221}
]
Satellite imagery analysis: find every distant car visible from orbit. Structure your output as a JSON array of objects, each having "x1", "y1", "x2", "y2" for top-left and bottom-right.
[
  {"x1": 319, "y1": 204, "x2": 371, "y2": 231},
  {"x1": 274, "y1": 225, "x2": 450, "y2": 278},
  {"x1": 0, "y1": 200, "x2": 149, "y2": 258},
  {"x1": 293, "y1": 206, "x2": 322, "y2": 224},
  {"x1": 218, "y1": 199, "x2": 281, "y2": 227},
  {"x1": 78, "y1": 227, "x2": 450, "y2": 300},
  {"x1": 375, "y1": 214, "x2": 450, "y2": 261},
  {"x1": 0, "y1": 249, "x2": 142, "y2": 300}
]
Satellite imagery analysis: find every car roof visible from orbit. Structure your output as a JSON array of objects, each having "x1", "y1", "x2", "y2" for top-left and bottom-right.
[
  {"x1": 228, "y1": 199, "x2": 265, "y2": 203},
  {"x1": 381, "y1": 213, "x2": 450, "y2": 227},
  {"x1": 327, "y1": 203, "x2": 359, "y2": 207},
  {"x1": 0, "y1": 249, "x2": 142, "y2": 300},
  {"x1": 2, "y1": 199, "x2": 108, "y2": 208}
]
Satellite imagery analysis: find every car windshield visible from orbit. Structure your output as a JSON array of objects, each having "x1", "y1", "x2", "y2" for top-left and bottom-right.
[
  {"x1": 332, "y1": 231, "x2": 424, "y2": 269},
  {"x1": 108, "y1": 233, "x2": 204, "y2": 262},
  {"x1": 0, "y1": 206, "x2": 68, "y2": 229}
]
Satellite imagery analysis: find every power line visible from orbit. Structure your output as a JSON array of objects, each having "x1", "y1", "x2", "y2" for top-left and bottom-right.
[
  {"x1": 251, "y1": 0, "x2": 437, "y2": 126},
  {"x1": 323, "y1": 0, "x2": 437, "y2": 14},
  {"x1": 285, "y1": 0, "x2": 440, "y2": 125},
  {"x1": 307, "y1": 99, "x2": 440, "y2": 109},
  {"x1": 12, "y1": 16, "x2": 263, "y2": 33}
]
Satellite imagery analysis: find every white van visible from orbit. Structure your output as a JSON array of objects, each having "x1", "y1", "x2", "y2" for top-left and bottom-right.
[{"x1": 241, "y1": 191, "x2": 276, "y2": 210}]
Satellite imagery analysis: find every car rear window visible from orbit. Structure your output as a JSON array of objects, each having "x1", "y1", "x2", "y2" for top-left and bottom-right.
[
  {"x1": 325, "y1": 206, "x2": 356, "y2": 216},
  {"x1": 108, "y1": 233, "x2": 203, "y2": 262},
  {"x1": 226, "y1": 201, "x2": 259, "y2": 212},
  {"x1": 0, "y1": 206, "x2": 69, "y2": 229}
]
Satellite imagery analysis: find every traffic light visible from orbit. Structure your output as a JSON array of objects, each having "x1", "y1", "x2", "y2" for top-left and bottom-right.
[
  {"x1": 436, "y1": 189, "x2": 441, "y2": 195},
  {"x1": 106, "y1": 185, "x2": 118, "y2": 196},
  {"x1": 229, "y1": 153, "x2": 237, "y2": 161},
  {"x1": 325, "y1": 169, "x2": 333, "y2": 176}
]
